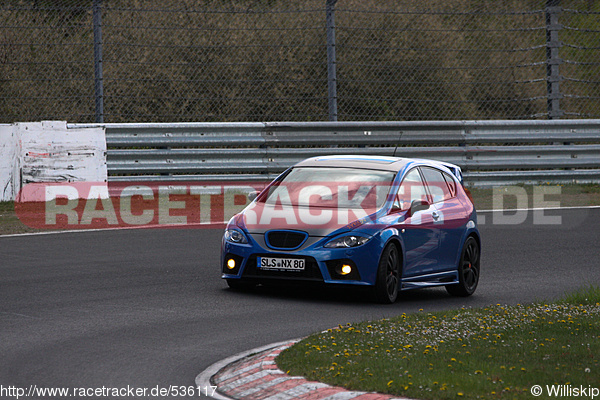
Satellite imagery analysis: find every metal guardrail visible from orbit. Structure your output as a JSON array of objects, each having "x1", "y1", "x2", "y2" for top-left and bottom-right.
[{"x1": 71, "y1": 120, "x2": 600, "y2": 187}]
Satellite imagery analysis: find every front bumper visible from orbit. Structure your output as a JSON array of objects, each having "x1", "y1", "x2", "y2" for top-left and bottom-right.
[{"x1": 221, "y1": 235, "x2": 383, "y2": 285}]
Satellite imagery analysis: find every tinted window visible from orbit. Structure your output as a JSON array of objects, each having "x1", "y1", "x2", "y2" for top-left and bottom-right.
[
  {"x1": 421, "y1": 167, "x2": 453, "y2": 203},
  {"x1": 442, "y1": 171, "x2": 457, "y2": 197},
  {"x1": 396, "y1": 168, "x2": 428, "y2": 211}
]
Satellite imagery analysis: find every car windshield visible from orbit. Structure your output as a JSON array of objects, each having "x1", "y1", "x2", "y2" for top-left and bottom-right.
[{"x1": 261, "y1": 167, "x2": 395, "y2": 209}]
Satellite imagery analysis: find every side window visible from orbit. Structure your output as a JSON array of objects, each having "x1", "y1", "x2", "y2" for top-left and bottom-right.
[
  {"x1": 421, "y1": 167, "x2": 452, "y2": 203},
  {"x1": 442, "y1": 171, "x2": 457, "y2": 198},
  {"x1": 396, "y1": 168, "x2": 428, "y2": 211}
]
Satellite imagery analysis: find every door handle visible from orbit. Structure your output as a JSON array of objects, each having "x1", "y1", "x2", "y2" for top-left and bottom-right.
[{"x1": 432, "y1": 211, "x2": 440, "y2": 220}]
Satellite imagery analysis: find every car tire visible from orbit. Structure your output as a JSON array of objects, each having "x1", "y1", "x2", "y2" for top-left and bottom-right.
[
  {"x1": 373, "y1": 243, "x2": 401, "y2": 304},
  {"x1": 446, "y1": 236, "x2": 480, "y2": 297},
  {"x1": 226, "y1": 279, "x2": 255, "y2": 291}
]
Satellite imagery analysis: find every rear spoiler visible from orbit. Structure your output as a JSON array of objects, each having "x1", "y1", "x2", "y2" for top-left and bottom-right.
[{"x1": 437, "y1": 162, "x2": 464, "y2": 185}]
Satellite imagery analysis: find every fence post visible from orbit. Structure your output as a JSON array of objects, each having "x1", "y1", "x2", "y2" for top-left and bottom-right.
[
  {"x1": 93, "y1": 0, "x2": 104, "y2": 123},
  {"x1": 545, "y1": 0, "x2": 563, "y2": 119},
  {"x1": 326, "y1": 0, "x2": 338, "y2": 121}
]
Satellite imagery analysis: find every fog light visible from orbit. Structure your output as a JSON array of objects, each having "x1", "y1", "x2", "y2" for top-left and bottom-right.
[
  {"x1": 227, "y1": 259, "x2": 236, "y2": 269},
  {"x1": 340, "y1": 264, "x2": 352, "y2": 275}
]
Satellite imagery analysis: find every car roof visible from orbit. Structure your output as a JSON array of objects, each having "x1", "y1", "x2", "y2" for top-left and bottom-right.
[
  {"x1": 293, "y1": 155, "x2": 449, "y2": 173},
  {"x1": 294, "y1": 155, "x2": 410, "y2": 171}
]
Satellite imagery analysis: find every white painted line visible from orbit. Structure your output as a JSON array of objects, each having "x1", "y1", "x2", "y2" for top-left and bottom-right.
[
  {"x1": 0, "y1": 221, "x2": 229, "y2": 239},
  {"x1": 0, "y1": 311, "x2": 40, "y2": 319},
  {"x1": 478, "y1": 204, "x2": 600, "y2": 213},
  {"x1": 0, "y1": 225, "x2": 150, "y2": 238},
  {"x1": 2, "y1": 205, "x2": 598, "y2": 239}
]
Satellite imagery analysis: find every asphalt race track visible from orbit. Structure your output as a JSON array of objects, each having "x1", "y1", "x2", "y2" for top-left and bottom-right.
[{"x1": 1, "y1": 208, "x2": 599, "y2": 398}]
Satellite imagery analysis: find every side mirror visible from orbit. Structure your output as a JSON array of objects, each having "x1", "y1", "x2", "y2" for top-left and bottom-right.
[
  {"x1": 389, "y1": 205, "x2": 403, "y2": 214},
  {"x1": 408, "y1": 199, "x2": 430, "y2": 217},
  {"x1": 389, "y1": 200, "x2": 403, "y2": 214},
  {"x1": 248, "y1": 191, "x2": 258, "y2": 201}
]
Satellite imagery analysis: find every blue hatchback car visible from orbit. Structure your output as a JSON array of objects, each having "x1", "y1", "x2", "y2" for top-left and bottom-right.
[{"x1": 221, "y1": 155, "x2": 480, "y2": 303}]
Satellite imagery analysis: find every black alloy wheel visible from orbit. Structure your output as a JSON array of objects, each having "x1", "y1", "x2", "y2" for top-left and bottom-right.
[
  {"x1": 446, "y1": 236, "x2": 480, "y2": 297},
  {"x1": 374, "y1": 243, "x2": 401, "y2": 304}
]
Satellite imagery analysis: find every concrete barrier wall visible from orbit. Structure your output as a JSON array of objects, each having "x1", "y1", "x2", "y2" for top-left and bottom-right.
[
  {"x1": 0, "y1": 121, "x2": 107, "y2": 201},
  {"x1": 0, "y1": 124, "x2": 18, "y2": 201}
]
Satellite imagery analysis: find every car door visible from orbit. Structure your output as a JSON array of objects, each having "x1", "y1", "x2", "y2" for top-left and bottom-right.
[
  {"x1": 420, "y1": 166, "x2": 468, "y2": 272},
  {"x1": 395, "y1": 168, "x2": 440, "y2": 277}
]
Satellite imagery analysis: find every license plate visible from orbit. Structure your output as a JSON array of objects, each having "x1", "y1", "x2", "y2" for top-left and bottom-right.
[{"x1": 258, "y1": 257, "x2": 305, "y2": 271}]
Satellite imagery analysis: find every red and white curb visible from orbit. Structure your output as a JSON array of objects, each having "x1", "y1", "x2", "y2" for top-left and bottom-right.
[{"x1": 195, "y1": 340, "x2": 414, "y2": 400}]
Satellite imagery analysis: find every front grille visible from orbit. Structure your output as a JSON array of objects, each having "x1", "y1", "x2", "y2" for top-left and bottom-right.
[
  {"x1": 242, "y1": 254, "x2": 323, "y2": 281},
  {"x1": 265, "y1": 230, "x2": 308, "y2": 250}
]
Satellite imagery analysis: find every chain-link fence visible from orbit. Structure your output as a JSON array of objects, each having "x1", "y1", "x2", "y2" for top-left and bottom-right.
[{"x1": 1, "y1": 0, "x2": 599, "y2": 123}]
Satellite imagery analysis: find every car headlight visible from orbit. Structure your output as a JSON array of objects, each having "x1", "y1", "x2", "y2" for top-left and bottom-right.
[
  {"x1": 324, "y1": 235, "x2": 370, "y2": 248},
  {"x1": 224, "y1": 229, "x2": 248, "y2": 244}
]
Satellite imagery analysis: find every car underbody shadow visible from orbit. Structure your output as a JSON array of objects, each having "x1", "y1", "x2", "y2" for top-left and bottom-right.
[{"x1": 223, "y1": 280, "x2": 465, "y2": 306}]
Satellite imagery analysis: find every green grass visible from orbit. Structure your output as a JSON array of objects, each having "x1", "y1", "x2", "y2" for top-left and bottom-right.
[
  {"x1": 559, "y1": 285, "x2": 600, "y2": 306},
  {"x1": 0, "y1": 201, "x2": 40, "y2": 235},
  {"x1": 277, "y1": 287, "x2": 600, "y2": 399}
]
